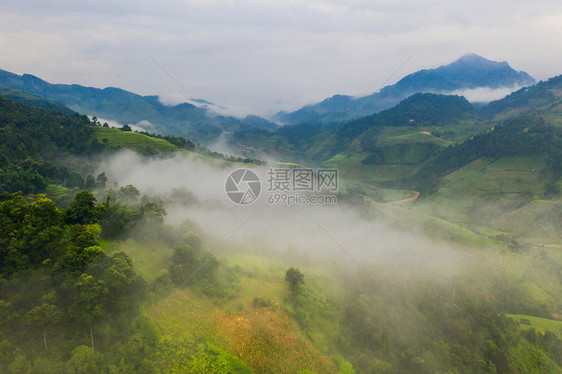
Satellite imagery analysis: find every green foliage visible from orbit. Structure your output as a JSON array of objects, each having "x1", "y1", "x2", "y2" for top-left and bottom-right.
[
  {"x1": 0, "y1": 97, "x2": 100, "y2": 194},
  {"x1": 340, "y1": 93, "x2": 478, "y2": 139},
  {"x1": 484, "y1": 75, "x2": 562, "y2": 119},
  {"x1": 0, "y1": 193, "x2": 65, "y2": 272},
  {"x1": 168, "y1": 244, "x2": 222, "y2": 295},
  {"x1": 69, "y1": 273, "x2": 108, "y2": 325},
  {"x1": 0, "y1": 193, "x2": 152, "y2": 372},
  {"x1": 64, "y1": 191, "x2": 102, "y2": 225},
  {"x1": 414, "y1": 116, "x2": 562, "y2": 192},
  {"x1": 99, "y1": 201, "x2": 141, "y2": 239},
  {"x1": 157, "y1": 337, "x2": 253, "y2": 374},
  {"x1": 253, "y1": 297, "x2": 273, "y2": 309},
  {"x1": 285, "y1": 267, "x2": 305, "y2": 293},
  {"x1": 334, "y1": 355, "x2": 356, "y2": 374},
  {"x1": 66, "y1": 345, "x2": 103, "y2": 374}
]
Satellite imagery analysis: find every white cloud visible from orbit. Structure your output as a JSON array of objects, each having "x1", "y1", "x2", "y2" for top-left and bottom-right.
[
  {"x1": 0, "y1": 0, "x2": 561, "y2": 116},
  {"x1": 449, "y1": 86, "x2": 523, "y2": 103}
]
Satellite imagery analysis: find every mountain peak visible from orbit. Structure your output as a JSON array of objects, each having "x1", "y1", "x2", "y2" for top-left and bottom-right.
[
  {"x1": 275, "y1": 54, "x2": 537, "y2": 125},
  {"x1": 394, "y1": 54, "x2": 535, "y2": 92},
  {"x1": 450, "y1": 53, "x2": 509, "y2": 69},
  {"x1": 456, "y1": 53, "x2": 494, "y2": 62}
]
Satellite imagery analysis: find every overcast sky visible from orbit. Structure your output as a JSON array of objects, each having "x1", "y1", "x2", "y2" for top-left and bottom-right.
[{"x1": 1, "y1": 0, "x2": 561, "y2": 116}]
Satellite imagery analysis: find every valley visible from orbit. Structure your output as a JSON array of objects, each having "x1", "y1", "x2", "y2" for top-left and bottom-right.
[{"x1": 0, "y1": 55, "x2": 560, "y2": 373}]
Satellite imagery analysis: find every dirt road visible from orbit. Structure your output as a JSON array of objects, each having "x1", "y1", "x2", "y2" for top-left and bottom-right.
[{"x1": 386, "y1": 190, "x2": 420, "y2": 205}]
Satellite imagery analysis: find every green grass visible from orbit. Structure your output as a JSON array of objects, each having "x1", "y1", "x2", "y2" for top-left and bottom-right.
[
  {"x1": 371, "y1": 198, "x2": 506, "y2": 249},
  {"x1": 377, "y1": 143, "x2": 438, "y2": 165},
  {"x1": 322, "y1": 152, "x2": 418, "y2": 184},
  {"x1": 372, "y1": 121, "x2": 493, "y2": 144},
  {"x1": 45, "y1": 184, "x2": 71, "y2": 199},
  {"x1": 44, "y1": 184, "x2": 76, "y2": 206},
  {"x1": 104, "y1": 238, "x2": 173, "y2": 282},
  {"x1": 275, "y1": 161, "x2": 308, "y2": 168},
  {"x1": 378, "y1": 187, "x2": 413, "y2": 203},
  {"x1": 507, "y1": 314, "x2": 562, "y2": 338},
  {"x1": 94, "y1": 127, "x2": 178, "y2": 154},
  {"x1": 437, "y1": 156, "x2": 548, "y2": 198},
  {"x1": 492, "y1": 199, "x2": 561, "y2": 240},
  {"x1": 376, "y1": 131, "x2": 452, "y2": 147}
]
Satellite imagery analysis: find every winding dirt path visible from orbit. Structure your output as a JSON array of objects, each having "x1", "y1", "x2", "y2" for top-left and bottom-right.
[
  {"x1": 524, "y1": 242, "x2": 562, "y2": 249},
  {"x1": 386, "y1": 190, "x2": 420, "y2": 205}
]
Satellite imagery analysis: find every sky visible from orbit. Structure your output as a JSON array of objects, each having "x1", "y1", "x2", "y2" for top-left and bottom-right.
[{"x1": 1, "y1": 0, "x2": 561, "y2": 117}]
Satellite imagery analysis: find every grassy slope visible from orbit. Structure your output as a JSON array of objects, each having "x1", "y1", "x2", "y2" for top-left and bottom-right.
[
  {"x1": 99, "y1": 231, "x2": 343, "y2": 372},
  {"x1": 507, "y1": 314, "x2": 562, "y2": 338},
  {"x1": 437, "y1": 156, "x2": 548, "y2": 198},
  {"x1": 93, "y1": 127, "x2": 178, "y2": 154},
  {"x1": 139, "y1": 249, "x2": 342, "y2": 373}
]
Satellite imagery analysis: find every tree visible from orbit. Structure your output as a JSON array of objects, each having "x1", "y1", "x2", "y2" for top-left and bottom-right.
[
  {"x1": 24, "y1": 303, "x2": 62, "y2": 351},
  {"x1": 69, "y1": 274, "x2": 108, "y2": 351},
  {"x1": 66, "y1": 345, "x2": 102, "y2": 374},
  {"x1": 85, "y1": 175, "x2": 96, "y2": 190},
  {"x1": 99, "y1": 203, "x2": 140, "y2": 239},
  {"x1": 285, "y1": 267, "x2": 304, "y2": 293},
  {"x1": 169, "y1": 245, "x2": 196, "y2": 286},
  {"x1": 66, "y1": 172, "x2": 85, "y2": 189},
  {"x1": 64, "y1": 191, "x2": 101, "y2": 225},
  {"x1": 100, "y1": 252, "x2": 144, "y2": 314},
  {"x1": 95, "y1": 172, "x2": 107, "y2": 189},
  {"x1": 0, "y1": 193, "x2": 31, "y2": 272},
  {"x1": 140, "y1": 202, "x2": 167, "y2": 224},
  {"x1": 70, "y1": 223, "x2": 101, "y2": 248},
  {"x1": 22, "y1": 197, "x2": 63, "y2": 264},
  {"x1": 118, "y1": 185, "x2": 140, "y2": 204}
]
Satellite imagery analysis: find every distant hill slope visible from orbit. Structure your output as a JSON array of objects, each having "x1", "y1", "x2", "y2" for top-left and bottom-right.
[
  {"x1": 482, "y1": 75, "x2": 562, "y2": 122},
  {"x1": 237, "y1": 74, "x2": 562, "y2": 198},
  {"x1": 238, "y1": 93, "x2": 479, "y2": 160},
  {"x1": 336, "y1": 93, "x2": 478, "y2": 142},
  {"x1": 0, "y1": 69, "x2": 277, "y2": 143},
  {"x1": 412, "y1": 116, "x2": 562, "y2": 193},
  {"x1": 0, "y1": 85, "x2": 76, "y2": 115},
  {"x1": 274, "y1": 54, "x2": 535, "y2": 126},
  {"x1": 0, "y1": 96, "x2": 258, "y2": 195}
]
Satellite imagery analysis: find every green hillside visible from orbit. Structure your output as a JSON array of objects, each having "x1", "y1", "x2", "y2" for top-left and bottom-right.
[
  {"x1": 0, "y1": 69, "x2": 278, "y2": 143},
  {"x1": 93, "y1": 127, "x2": 178, "y2": 155},
  {"x1": 437, "y1": 156, "x2": 549, "y2": 198},
  {"x1": 483, "y1": 75, "x2": 562, "y2": 121}
]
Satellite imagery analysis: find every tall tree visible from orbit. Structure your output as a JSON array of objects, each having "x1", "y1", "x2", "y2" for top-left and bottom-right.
[
  {"x1": 24, "y1": 303, "x2": 62, "y2": 351},
  {"x1": 69, "y1": 274, "x2": 108, "y2": 351}
]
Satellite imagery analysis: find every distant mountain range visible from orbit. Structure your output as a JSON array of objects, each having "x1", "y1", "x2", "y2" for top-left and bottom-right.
[
  {"x1": 0, "y1": 54, "x2": 538, "y2": 147},
  {"x1": 273, "y1": 54, "x2": 536, "y2": 127},
  {"x1": 0, "y1": 69, "x2": 278, "y2": 143},
  {"x1": 233, "y1": 74, "x2": 562, "y2": 169}
]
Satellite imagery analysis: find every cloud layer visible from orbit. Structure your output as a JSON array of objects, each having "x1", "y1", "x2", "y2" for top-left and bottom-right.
[{"x1": 1, "y1": 0, "x2": 561, "y2": 116}]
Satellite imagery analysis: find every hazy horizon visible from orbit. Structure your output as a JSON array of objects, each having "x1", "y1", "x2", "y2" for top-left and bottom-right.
[{"x1": 1, "y1": 0, "x2": 561, "y2": 116}]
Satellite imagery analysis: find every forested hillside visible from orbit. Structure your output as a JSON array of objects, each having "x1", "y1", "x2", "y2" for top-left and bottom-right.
[{"x1": 0, "y1": 69, "x2": 277, "y2": 142}]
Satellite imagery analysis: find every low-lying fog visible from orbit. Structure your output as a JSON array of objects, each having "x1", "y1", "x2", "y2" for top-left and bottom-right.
[{"x1": 99, "y1": 150, "x2": 473, "y2": 280}]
